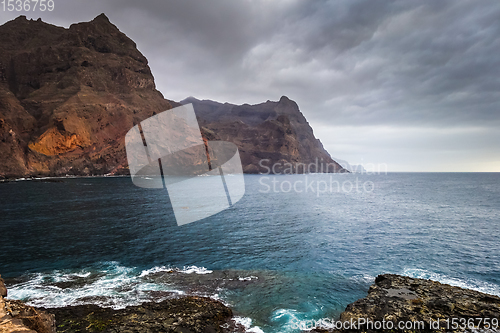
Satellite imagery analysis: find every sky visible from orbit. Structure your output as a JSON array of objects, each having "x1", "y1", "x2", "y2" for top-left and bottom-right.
[{"x1": 1, "y1": 0, "x2": 499, "y2": 172}]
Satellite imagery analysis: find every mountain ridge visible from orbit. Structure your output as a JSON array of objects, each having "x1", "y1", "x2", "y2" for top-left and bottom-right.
[
  {"x1": 183, "y1": 96, "x2": 344, "y2": 174},
  {"x1": 0, "y1": 14, "x2": 345, "y2": 179},
  {"x1": 0, "y1": 13, "x2": 173, "y2": 178}
]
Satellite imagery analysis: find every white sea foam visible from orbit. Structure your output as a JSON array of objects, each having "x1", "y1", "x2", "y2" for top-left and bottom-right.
[
  {"x1": 348, "y1": 273, "x2": 376, "y2": 285},
  {"x1": 180, "y1": 265, "x2": 213, "y2": 274},
  {"x1": 238, "y1": 275, "x2": 258, "y2": 281},
  {"x1": 271, "y1": 308, "x2": 303, "y2": 332},
  {"x1": 139, "y1": 265, "x2": 174, "y2": 277},
  {"x1": 73, "y1": 272, "x2": 92, "y2": 278},
  {"x1": 139, "y1": 265, "x2": 212, "y2": 277},
  {"x1": 272, "y1": 310, "x2": 343, "y2": 332},
  {"x1": 403, "y1": 268, "x2": 500, "y2": 296},
  {"x1": 7, "y1": 263, "x2": 203, "y2": 309},
  {"x1": 233, "y1": 316, "x2": 265, "y2": 333}
]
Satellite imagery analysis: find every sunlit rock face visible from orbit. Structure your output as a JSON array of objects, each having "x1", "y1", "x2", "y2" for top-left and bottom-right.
[{"x1": 0, "y1": 14, "x2": 172, "y2": 178}]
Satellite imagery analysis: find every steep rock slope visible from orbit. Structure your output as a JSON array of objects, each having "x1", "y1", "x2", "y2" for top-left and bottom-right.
[
  {"x1": 0, "y1": 14, "x2": 172, "y2": 178},
  {"x1": 184, "y1": 96, "x2": 344, "y2": 174}
]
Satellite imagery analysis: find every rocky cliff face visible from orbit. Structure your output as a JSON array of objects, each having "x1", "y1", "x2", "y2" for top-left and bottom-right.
[
  {"x1": 0, "y1": 14, "x2": 344, "y2": 179},
  {"x1": 184, "y1": 96, "x2": 344, "y2": 174},
  {"x1": 0, "y1": 14, "x2": 172, "y2": 178}
]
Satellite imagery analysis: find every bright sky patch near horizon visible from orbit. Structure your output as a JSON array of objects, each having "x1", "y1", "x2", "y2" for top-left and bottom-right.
[{"x1": 2, "y1": 0, "x2": 499, "y2": 172}]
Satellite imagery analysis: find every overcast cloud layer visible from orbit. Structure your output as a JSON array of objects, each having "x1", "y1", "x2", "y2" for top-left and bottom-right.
[{"x1": 2, "y1": 0, "x2": 499, "y2": 171}]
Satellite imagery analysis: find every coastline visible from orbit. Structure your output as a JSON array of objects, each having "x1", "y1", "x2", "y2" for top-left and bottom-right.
[
  {"x1": 2, "y1": 273, "x2": 500, "y2": 333},
  {"x1": 0, "y1": 174, "x2": 130, "y2": 183},
  {"x1": 0, "y1": 172, "x2": 355, "y2": 184}
]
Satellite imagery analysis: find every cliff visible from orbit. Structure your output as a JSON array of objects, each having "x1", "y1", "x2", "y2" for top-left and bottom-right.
[
  {"x1": 185, "y1": 96, "x2": 344, "y2": 174},
  {"x1": 0, "y1": 14, "x2": 344, "y2": 179},
  {"x1": 0, "y1": 14, "x2": 172, "y2": 178}
]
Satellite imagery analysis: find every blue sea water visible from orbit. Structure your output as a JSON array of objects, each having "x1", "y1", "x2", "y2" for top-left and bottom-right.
[{"x1": 0, "y1": 173, "x2": 499, "y2": 332}]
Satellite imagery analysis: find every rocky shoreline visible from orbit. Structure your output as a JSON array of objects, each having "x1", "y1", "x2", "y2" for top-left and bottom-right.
[
  {"x1": 313, "y1": 274, "x2": 500, "y2": 333},
  {"x1": 43, "y1": 297, "x2": 238, "y2": 333},
  {"x1": 0, "y1": 175, "x2": 127, "y2": 183},
  {"x1": 1, "y1": 274, "x2": 56, "y2": 333},
  {"x1": 2, "y1": 273, "x2": 500, "y2": 332},
  {"x1": 1, "y1": 273, "x2": 239, "y2": 333}
]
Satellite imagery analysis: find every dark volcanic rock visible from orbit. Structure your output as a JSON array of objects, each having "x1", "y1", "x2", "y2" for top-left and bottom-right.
[
  {"x1": 339, "y1": 274, "x2": 500, "y2": 332},
  {"x1": 45, "y1": 296, "x2": 233, "y2": 333},
  {"x1": 1, "y1": 278, "x2": 232, "y2": 333},
  {"x1": 183, "y1": 96, "x2": 345, "y2": 174}
]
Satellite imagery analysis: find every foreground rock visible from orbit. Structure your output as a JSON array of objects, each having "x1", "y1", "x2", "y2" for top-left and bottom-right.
[
  {"x1": 0, "y1": 274, "x2": 56, "y2": 333},
  {"x1": 337, "y1": 274, "x2": 500, "y2": 332},
  {"x1": 1, "y1": 276, "x2": 236, "y2": 333},
  {"x1": 6, "y1": 272, "x2": 499, "y2": 332},
  {"x1": 0, "y1": 274, "x2": 6, "y2": 298},
  {"x1": 44, "y1": 296, "x2": 233, "y2": 333}
]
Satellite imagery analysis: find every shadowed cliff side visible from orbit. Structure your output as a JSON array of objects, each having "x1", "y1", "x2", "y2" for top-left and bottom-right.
[{"x1": 184, "y1": 96, "x2": 345, "y2": 174}]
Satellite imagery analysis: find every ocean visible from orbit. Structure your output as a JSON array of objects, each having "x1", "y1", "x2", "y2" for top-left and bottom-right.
[{"x1": 1, "y1": 173, "x2": 499, "y2": 332}]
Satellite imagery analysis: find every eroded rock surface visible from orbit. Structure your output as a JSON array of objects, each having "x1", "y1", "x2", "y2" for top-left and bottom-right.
[
  {"x1": 1, "y1": 276, "x2": 234, "y2": 333},
  {"x1": 0, "y1": 14, "x2": 172, "y2": 179},
  {"x1": 339, "y1": 274, "x2": 500, "y2": 332},
  {"x1": 45, "y1": 296, "x2": 233, "y2": 333},
  {"x1": 0, "y1": 274, "x2": 7, "y2": 298},
  {"x1": 184, "y1": 96, "x2": 345, "y2": 174},
  {"x1": 0, "y1": 275, "x2": 55, "y2": 333}
]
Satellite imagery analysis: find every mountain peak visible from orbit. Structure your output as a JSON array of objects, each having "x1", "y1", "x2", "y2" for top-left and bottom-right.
[
  {"x1": 180, "y1": 97, "x2": 345, "y2": 173},
  {"x1": 0, "y1": 14, "x2": 170, "y2": 178},
  {"x1": 87, "y1": 13, "x2": 117, "y2": 32},
  {"x1": 181, "y1": 96, "x2": 200, "y2": 104},
  {"x1": 92, "y1": 13, "x2": 111, "y2": 23}
]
